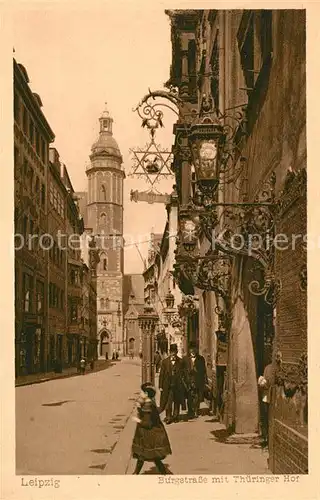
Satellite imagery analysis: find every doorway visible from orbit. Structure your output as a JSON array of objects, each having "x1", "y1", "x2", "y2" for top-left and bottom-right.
[{"x1": 100, "y1": 329, "x2": 110, "y2": 359}]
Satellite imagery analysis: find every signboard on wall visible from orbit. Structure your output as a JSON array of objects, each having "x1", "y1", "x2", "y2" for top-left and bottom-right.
[{"x1": 216, "y1": 339, "x2": 227, "y2": 366}]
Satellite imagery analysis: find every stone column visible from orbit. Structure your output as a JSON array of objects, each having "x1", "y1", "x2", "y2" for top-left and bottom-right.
[{"x1": 138, "y1": 301, "x2": 159, "y2": 385}]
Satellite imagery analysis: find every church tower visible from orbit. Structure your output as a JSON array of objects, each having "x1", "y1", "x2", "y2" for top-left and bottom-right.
[{"x1": 86, "y1": 103, "x2": 125, "y2": 358}]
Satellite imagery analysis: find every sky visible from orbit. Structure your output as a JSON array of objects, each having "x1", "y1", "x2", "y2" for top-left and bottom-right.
[{"x1": 12, "y1": 2, "x2": 176, "y2": 274}]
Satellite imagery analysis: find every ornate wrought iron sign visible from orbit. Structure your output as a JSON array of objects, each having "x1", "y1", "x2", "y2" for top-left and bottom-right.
[
  {"x1": 130, "y1": 189, "x2": 171, "y2": 204},
  {"x1": 129, "y1": 137, "x2": 173, "y2": 188}
]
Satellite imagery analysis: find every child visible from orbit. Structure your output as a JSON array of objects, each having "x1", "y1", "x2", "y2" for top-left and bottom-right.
[
  {"x1": 80, "y1": 357, "x2": 86, "y2": 375},
  {"x1": 131, "y1": 382, "x2": 172, "y2": 475}
]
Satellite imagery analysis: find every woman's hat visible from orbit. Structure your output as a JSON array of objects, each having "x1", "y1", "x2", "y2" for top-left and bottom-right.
[{"x1": 141, "y1": 382, "x2": 156, "y2": 397}]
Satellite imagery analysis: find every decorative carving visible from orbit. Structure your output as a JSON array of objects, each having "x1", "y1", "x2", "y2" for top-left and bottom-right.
[
  {"x1": 275, "y1": 352, "x2": 308, "y2": 397},
  {"x1": 174, "y1": 250, "x2": 231, "y2": 297},
  {"x1": 129, "y1": 137, "x2": 174, "y2": 188},
  {"x1": 178, "y1": 295, "x2": 199, "y2": 318},
  {"x1": 215, "y1": 305, "x2": 232, "y2": 333},
  {"x1": 278, "y1": 167, "x2": 307, "y2": 217},
  {"x1": 133, "y1": 88, "x2": 248, "y2": 186}
]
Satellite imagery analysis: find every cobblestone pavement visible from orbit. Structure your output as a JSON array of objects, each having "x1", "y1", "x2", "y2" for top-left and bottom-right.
[{"x1": 15, "y1": 359, "x2": 141, "y2": 475}]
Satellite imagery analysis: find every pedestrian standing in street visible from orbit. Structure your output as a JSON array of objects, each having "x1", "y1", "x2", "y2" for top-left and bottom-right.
[
  {"x1": 80, "y1": 357, "x2": 86, "y2": 375},
  {"x1": 258, "y1": 348, "x2": 275, "y2": 448},
  {"x1": 182, "y1": 344, "x2": 208, "y2": 419},
  {"x1": 131, "y1": 382, "x2": 171, "y2": 475},
  {"x1": 158, "y1": 344, "x2": 185, "y2": 424},
  {"x1": 105, "y1": 352, "x2": 109, "y2": 361}
]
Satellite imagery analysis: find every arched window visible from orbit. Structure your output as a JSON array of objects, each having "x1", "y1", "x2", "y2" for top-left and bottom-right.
[
  {"x1": 101, "y1": 184, "x2": 107, "y2": 201},
  {"x1": 100, "y1": 213, "x2": 106, "y2": 226},
  {"x1": 100, "y1": 253, "x2": 108, "y2": 272},
  {"x1": 100, "y1": 298, "x2": 105, "y2": 309}
]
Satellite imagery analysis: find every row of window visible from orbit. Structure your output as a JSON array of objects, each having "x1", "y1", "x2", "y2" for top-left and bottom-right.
[
  {"x1": 20, "y1": 273, "x2": 92, "y2": 320},
  {"x1": 88, "y1": 180, "x2": 122, "y2": 204},
  {"x1": 49, "y1": 183, "x2": 65, "y2": 218},
  {"x1": 22, "y1": 274, "x2": 44, "y2": 314},
  {"x1": 14, "y1": 93, "x2": 48, "y2": 163},
  {"x1": 49, "y1": 241, "x2": 65, "y2": 269},
  {"x1": 14, "y1": 149, "x2": 46, "y2": 207},
  {"x1": 69, "y1": 300, "x2": 79, "y2": 324},
  {"x1": 99, "y1": 298, "x2": 110, "y2": 309},
  {"x1": 49, "y1": 283, "x2": 64, "y2": 309},
  {"x1": 21, "y1": 215, "x2": 38, "y2": 244},
  {"x1": 70, "y1": 268, "x2": 82, "y2": 286}
]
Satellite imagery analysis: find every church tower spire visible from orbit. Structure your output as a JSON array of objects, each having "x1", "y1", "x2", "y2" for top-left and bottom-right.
[
  {"x1": 99, "y1": 102, "x2": 113, "y2": 134},
  {"x1": 85, "y1": 103, "x2": 125, "y2": 360}
]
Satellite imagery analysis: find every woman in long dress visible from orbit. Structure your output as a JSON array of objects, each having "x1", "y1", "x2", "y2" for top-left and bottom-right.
[{"x1": 131, "y1": 382, "x2": 172, "y2": 474}]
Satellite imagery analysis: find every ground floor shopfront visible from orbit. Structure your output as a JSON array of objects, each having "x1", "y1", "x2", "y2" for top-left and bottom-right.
[
  {"x1": 15, "y1": 324, "x2": 97, "y2": 378},
  {"x1": 15, "y1": 319, "x2": 46, "y2": 377}
]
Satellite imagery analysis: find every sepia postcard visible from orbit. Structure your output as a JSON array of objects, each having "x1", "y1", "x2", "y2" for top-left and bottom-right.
[{"x1": 0, "y1": 1, "x2": 319, "y2": 499}]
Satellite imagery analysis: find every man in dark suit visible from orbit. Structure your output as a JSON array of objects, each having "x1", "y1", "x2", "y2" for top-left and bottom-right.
[
  {"x1": 159, "y1": 344, "x2": 185, "y2": 424},
  {"x1": 258, "y1": 346, "x2": 275, "y2": 447},
  {"x1": 183, "y1": 344, "x2": 208, "y2": 419}
]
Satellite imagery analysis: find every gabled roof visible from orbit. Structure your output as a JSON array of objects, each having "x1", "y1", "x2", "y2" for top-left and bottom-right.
[
  {"x1": 123, "y1": 274, "x2": 145, "y2": 316},
  {"x1": 124, "y1": 303, "x2": 140, "y2": 319}
]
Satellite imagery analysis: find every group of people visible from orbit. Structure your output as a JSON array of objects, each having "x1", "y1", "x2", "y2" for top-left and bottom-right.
[
  {"x1": 158, "y1": 343, "x2": 208, "y2": 424},
  {"x1": 130, "y1": 342, "x2": 208, "y2": 475}
]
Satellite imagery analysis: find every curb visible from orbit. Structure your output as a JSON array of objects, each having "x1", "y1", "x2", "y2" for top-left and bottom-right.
[
  {"x1": 15, "y1": 362, "x2": 114, "y2": 387},
  {"x1": 104, "y1": 401, "x2": 136, "y2": 475}
]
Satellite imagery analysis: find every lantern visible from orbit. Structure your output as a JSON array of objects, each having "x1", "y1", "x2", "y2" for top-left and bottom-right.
[
  {"x1": 165, "y1": 290, "x2": 175, "y2": 309},
  {"x1": 189, "y1": 121, "x2": 224, "y2": 197}
]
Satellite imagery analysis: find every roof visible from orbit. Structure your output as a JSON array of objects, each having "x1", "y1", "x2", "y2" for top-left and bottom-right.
[
  {"x1": 14, "y1": 59, "x2": 55, "y2": 142},
  {"x1": 90, "y1": 104, "x2": 122, "y2": 161},
  {"x1": 91, "y1": 133, "x2": 121, "y2": 157},
  {"x1": 123, "y1": 274, "x2": 145, "y2": 316}
]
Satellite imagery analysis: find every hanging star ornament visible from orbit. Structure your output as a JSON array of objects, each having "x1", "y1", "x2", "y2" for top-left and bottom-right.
[{"x1": 129, "y1": 135, "x2": 174, "y2": 188}]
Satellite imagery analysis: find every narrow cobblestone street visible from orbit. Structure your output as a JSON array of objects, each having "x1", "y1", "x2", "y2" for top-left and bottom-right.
[{"x1": 16, "y1": 359, "x2": 269, "y2": 475}]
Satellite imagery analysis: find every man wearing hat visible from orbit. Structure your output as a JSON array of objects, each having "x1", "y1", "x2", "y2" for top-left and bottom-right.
[
  {"x1": 158, "y1": 344, "x2": 185, "y2": 424},
  {"x1": 182, "y1": 343, "x2": 208, "y2": 418}
]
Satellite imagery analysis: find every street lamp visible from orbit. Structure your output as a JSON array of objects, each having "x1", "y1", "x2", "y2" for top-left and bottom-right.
[
  {"x1": 138, "y1": 298, "x2": 159, "y2": 385},
  {"x1": 188, "y1": 120, "x2": 225, "y2": 199}
]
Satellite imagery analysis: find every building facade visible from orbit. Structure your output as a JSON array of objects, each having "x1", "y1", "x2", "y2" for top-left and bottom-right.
[
  {"x1": 81, "y1": 260, "x2": 98, "y2": 362},
  {"x1": 78, "y1": 105, "x2": 125, "y2": 359},
  {"x1": 158, "y1": 9, "x2": 306, "y2": 473},
  {"x1": 47, "y1": 148, "x2": 67, "y2": 371},
  {"x1": 142, "y1": 191, "x2": 184, "y2": 359},
  {"x1": 14, "y1": 58, "x2": 98, "y2": 378},
  {"x1": 61, "y1": 165, "x2": 85, "y2": 367},
  {"x1": 123, "y1": 274, "x2": 145, "y2": 357},
  {"x1": 14, "y1": 59, "x2": 55, "y2": 376}
]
